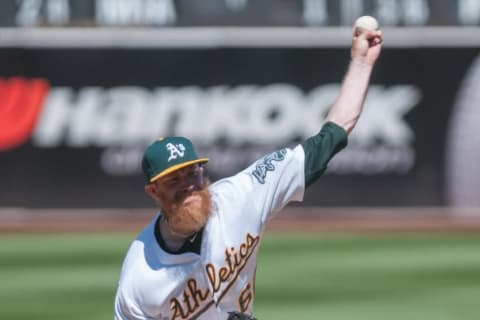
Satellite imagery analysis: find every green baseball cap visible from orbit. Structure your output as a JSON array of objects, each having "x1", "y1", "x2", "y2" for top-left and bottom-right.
[{"x1": 142, "y1": 137, "x2": 209, "y2": 183}]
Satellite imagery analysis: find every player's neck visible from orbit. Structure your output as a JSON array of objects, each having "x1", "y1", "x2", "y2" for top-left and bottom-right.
[{"x1": 159, "y1": 216, "x2": 194, "y2": 252}]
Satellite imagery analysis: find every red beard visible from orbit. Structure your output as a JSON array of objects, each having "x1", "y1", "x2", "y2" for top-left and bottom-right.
[{"x1": 164, "y1": 188, "x2": 212, "y2": 236}]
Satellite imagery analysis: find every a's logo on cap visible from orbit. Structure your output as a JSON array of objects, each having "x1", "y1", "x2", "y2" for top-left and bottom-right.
[{"x1": 166, "y1": 143, "x2": 186, "y2": 162}]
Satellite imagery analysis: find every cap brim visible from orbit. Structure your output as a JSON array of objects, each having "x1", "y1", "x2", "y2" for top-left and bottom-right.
[{"x1": 149, "y1": 158, "x2": 209, "y2": 183}]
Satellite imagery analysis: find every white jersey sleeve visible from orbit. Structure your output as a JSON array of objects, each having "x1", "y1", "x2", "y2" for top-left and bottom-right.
[
  {"x1": 248, "y1": 145, "x2": 305, "y2": 222},
  {"x1": 212, "y1": 144, "x2": 305, "y2": 227}
]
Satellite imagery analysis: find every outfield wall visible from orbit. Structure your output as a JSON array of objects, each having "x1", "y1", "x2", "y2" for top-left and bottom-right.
[
  {"x1": 1, "y1": 207, "x2": 480, "y2": 233},
  {"x1": 1, "y1": 27, "x2": 479, "y2": 209}
]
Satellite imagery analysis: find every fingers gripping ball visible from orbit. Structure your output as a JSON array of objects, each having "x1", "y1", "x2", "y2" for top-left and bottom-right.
[{"x1": 350, "y1": 15, "x2": 382, "y2": 61}]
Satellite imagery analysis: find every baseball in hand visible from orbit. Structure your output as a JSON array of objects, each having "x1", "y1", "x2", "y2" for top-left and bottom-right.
[{"x1": 354, "y1": 16, "x2": 379, "y2": 31}]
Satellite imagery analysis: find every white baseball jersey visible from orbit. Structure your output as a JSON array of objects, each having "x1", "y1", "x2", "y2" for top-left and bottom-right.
[{"x1": 114, "y1": 145, "x2": 305, "y2": 320}]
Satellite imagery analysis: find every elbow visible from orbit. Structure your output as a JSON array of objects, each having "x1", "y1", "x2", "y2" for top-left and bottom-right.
[{"x1": 326, "y1": 116, "x2": 358, "y2": 135}]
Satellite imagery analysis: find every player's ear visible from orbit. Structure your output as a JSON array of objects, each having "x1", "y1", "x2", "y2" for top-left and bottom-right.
[
  {"x1": 144, "y1": 183, "x2": 157, "y2": 199},
  {"x1": 145, "y1": 183, "x2": 168, "y2": 209}
]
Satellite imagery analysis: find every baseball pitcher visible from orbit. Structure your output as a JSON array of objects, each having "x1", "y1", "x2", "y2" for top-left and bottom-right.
[{"x1": 114, "y1": 24, "x2": 382, "y2": 320}]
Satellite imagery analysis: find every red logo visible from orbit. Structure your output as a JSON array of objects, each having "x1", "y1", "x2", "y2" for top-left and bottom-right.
[{"x1": 0, "y1": 77, "x2": 49, "y2": 151}]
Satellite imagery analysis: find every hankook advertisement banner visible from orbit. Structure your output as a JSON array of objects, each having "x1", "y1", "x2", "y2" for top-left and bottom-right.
[{"x1": 0, "y1": 47, "x2": 478, "y2": 208}]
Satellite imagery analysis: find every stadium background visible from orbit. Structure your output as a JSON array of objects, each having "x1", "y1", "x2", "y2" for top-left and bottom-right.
[{"x1": 1, "y1": 0, "x2": 480, "y2": 319}]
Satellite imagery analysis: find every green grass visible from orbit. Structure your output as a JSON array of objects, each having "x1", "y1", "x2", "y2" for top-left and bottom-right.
[
  {"x1": 255, "y1": 234, "x2": 480, "y2": 320},
  {"x1": 0, "y1": 233, "x2": 130, "y2": 320},
  {"x1": 1, "y1": 233, "x2": 480, "y2": 319}
]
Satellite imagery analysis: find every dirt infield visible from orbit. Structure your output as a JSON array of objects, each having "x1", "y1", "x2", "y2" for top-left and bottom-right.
[{"x1": 1, "y1": 207, "x2": 480, "y2": 233}]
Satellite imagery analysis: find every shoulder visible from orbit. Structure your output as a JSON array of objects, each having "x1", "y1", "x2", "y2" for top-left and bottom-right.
[{"x1": 209, "y1": 145, "x2": 304, "y2": 198}]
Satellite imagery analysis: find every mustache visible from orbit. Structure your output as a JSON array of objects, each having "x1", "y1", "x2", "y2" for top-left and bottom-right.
[
  {"x1": 171, "y1": 189, "x2": 208, "y2": 210},
  {"x1": 172, "y1": 178, "x2": 211, "y2": 205}
]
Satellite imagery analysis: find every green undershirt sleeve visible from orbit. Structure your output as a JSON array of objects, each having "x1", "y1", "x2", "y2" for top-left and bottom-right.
[{"x1": 301, "y1": 121, "x2": 348, "y2": 187}]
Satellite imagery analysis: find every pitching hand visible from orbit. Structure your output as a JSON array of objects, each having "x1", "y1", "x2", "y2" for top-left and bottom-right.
[{"x1": 351, "y1": 28, "x2": 383, "y2": 66}]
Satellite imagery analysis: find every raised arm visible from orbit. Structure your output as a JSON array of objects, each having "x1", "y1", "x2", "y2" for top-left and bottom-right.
[
  {"x1": 325, "y1": 27, "x2": 383, "y2": 134},
  {"x1": 302, "y1": 23, "x2": 383, "y2": 186}
]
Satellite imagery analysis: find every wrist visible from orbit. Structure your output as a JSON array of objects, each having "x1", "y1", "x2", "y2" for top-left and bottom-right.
[{"x1": 350, "y1": 57, "x2": 375, "y2": 69}]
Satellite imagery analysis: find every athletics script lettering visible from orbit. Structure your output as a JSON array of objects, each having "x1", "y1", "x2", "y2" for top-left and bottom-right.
[{"x1": 170, "y1": 233, "x2": 260, "y2": 319}]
